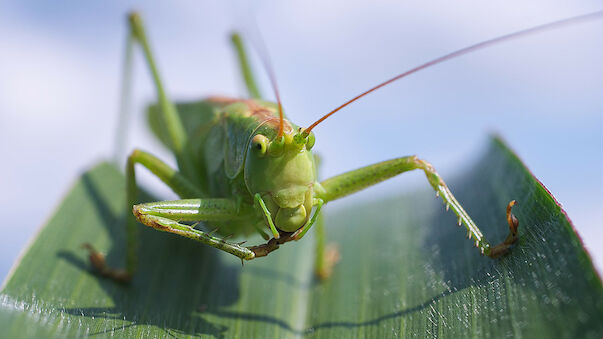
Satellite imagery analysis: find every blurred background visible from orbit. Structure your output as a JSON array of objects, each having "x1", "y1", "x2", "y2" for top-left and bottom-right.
[{"x1": 1, "y1": 0, "x2": 602, "y2": 282}]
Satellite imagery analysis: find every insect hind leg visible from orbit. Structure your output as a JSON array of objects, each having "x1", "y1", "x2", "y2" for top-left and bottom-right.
[
  {"x1": 318, "y1": 155, "x2": 520, "y2": 258},
  {"x1": 413, "y1": 157, "x2": 519, "y2": 257},
  {"x1": 83, "y1": 149, "x2": 204, "y2": 283},
  {"x1": 230, "y1": 33, "x2": 262, "y2": 99},
  {"x1": 487, "y1": 200, "x2": 519, "y2": 258}
]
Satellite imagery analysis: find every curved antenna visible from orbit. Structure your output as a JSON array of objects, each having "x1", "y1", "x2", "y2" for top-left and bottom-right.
[
  {"x1": 304, "y1": 10, "x2": 603, "y2": 134},
  {"x1": 248, "y1": 27, "x2": 285, "y2": 138}
]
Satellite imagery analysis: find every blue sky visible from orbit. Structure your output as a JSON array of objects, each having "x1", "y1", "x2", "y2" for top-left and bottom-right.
[{"x1": 1, "y1": 1, "x2": 602, "y2": 281}]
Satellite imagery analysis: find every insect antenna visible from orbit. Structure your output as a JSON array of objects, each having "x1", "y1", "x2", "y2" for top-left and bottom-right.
[
  {"x1": 304, "y1": 10, "x2": 603, "y2": 135},
  {"x1": 248, "y1": 27, "x2": 285, "y2": 138}
]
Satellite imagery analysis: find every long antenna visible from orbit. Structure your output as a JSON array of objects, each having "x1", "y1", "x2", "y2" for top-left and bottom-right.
[
  {"x1": 248, "y1": 27, "x2": 285, "y2": 138},
  {"x1": 304, "y1": 10, "x2": 603, "y2": 134}
]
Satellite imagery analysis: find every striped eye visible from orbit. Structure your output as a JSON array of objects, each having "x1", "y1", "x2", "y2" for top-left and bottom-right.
[{"x1": 251, "y1": 134, "x2": 268, "y2": 157}]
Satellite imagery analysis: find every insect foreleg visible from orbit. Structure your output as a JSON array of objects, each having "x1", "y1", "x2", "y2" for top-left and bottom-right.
[
  {"x1": 317, "y1": 156, "x2": 519, "y2": 258},
  {"x1": 132, "y1": 199, "x2": 255, "y2": 260},
  {"x1": 254, "y1": 193, "x2": 281, "y2": 239},
  {"x1": 292, "y1": 198, "x2": 324, "y2": 240}
]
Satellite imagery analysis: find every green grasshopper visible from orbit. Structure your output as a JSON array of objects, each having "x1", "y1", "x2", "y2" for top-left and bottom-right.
[{"x1": 84, "y1": 11, "x2": 601, "y2": 283}]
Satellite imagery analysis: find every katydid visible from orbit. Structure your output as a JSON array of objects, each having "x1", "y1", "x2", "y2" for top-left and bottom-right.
[{"x1": 84, "y1": 11, "x2": 601, "y2": 283}]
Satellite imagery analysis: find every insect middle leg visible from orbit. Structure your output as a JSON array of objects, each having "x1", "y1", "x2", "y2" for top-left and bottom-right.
[
  {"x1": 307, "y1": 154, "x2": 340, "y2": 279},
  {"x1": 312, "y1": 206, "x2": 342, "y2": 279},
  {"x1": 317, "y1": 156, "x2": 519, "y2": 258}
]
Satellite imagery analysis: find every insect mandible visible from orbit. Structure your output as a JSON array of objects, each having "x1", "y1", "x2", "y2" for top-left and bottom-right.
[{"x1": 83, "y1": 11, "x2": 602, "y2": 282}]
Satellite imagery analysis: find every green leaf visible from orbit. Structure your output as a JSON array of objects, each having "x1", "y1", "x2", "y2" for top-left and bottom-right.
[{"x1": 1, "y1": 136, "x2": 602, "y2": 338}]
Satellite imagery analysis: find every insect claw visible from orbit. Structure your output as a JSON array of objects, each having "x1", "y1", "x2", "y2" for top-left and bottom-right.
[
  {"x1": 457, "y1": 218, "x2": 462, "y2": 226},
  {"x1": 435, "y1": 191, "x2": 440, "y2": 198},
  {"x1": 445, "y1": 204, "x2": 450, "y2": 211}
]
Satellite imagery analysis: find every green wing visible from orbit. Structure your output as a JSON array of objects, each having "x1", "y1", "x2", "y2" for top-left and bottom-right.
[
  {"x1": 221, "y1": 100, "x2": 284, "y2": 179},
  {"x1": 147, "y1": 99, "x2": 224, "y2": 193},
  {"x1": 222, "y1": 102, "x2": 263, "y2": 179}
]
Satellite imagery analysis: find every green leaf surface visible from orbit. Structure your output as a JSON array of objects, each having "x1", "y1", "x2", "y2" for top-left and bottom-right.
[{"x1": 1, "y1": 137, "x2": 602, "y2": 338}]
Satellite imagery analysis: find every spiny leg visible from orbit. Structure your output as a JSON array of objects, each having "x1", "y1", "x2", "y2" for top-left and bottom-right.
[
  {"x1": 132, "y1": 199, "x2": 255, "y2": 260},
  {"x1": 318, "y1": 156, "x2": 519, "y2": 258},
  {"x1": 84, "y1": 149, "x2": 204, "y2": 282},
  {"x1": 230, "y1": 33, "x2": 262, "y2": 99}
]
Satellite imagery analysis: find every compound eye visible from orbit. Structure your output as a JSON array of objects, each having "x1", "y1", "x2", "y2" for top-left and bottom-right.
[
  {"x1": 306, "y1": 132, "x2": 315, "y2": 150},
  {"x1": 251, "y1": 134, "x2": 268, "y2": 157}
]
